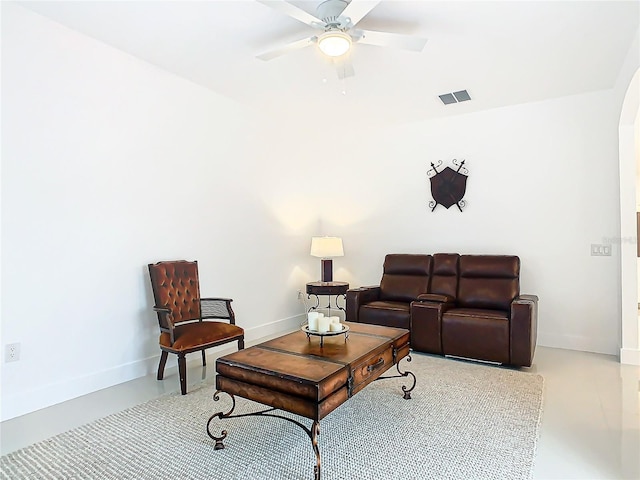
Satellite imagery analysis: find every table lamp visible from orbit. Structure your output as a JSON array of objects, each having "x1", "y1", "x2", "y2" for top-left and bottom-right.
[{"x1": 310, "y1": 236, "x2": 344, "y2": 282}]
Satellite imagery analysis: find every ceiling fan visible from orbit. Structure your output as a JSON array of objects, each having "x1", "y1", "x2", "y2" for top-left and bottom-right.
[{"x1": 256, "y1": 0, "x2": 427, "y2": 79}]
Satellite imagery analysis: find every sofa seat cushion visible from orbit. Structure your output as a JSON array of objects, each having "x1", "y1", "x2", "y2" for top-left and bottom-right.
[
  {"x1": 359, "y1": 301, "x2": 410, "y2": 329},
  {"x1": 441, "y1": 308, "x2": 510, "y2": 364},
  {"x1": 443, "y1": 308, "x2": 509, "y2": 322}
]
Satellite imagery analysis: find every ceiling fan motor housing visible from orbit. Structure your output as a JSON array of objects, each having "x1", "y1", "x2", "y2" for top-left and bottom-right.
[{"x1": 316, "y1": 0, "x2": 349, "y2": 28}]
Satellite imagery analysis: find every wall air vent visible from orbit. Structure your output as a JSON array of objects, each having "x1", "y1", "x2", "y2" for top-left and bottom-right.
[{"x1": 439, "y1": 89, "x2": 471, "y2": 105}]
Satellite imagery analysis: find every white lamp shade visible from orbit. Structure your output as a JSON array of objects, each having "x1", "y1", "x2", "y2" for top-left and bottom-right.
[
  {"x1": 310, "y1": 237, "x2": 344, "y2": 258},
  {"x1": 317, "y1": 31, "x2": 351, "y2": 57}
]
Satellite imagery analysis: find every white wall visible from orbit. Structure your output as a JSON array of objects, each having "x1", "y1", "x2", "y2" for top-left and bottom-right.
[
  {"x1": 1, "y1": 3, "x2": 636, "y2": 420},
  {"x1": 0, "y1": 4, "x2": 318, "y2": 421},
  {"x1": 313, "y1": 90, "x2": 622, "y2": 357}
]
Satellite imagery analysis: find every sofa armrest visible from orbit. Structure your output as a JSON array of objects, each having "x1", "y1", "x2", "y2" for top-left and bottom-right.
[
  {"x1": 510, "y1": 294, "x2": 539, "y2": 367},
  {"x1": 410, "y1": 300, "x2": 454, "y2": 354},
  {"x1": 416, "y1": 293, "x2": 455, "y2": 303},
  {"x1": 346, "y1": 286, "x2": 381, "y2": 322}
]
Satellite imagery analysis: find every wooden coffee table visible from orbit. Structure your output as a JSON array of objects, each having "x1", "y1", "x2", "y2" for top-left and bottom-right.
[{"x1": 207, "y1": 321, "x2": 416, "y2": 480}]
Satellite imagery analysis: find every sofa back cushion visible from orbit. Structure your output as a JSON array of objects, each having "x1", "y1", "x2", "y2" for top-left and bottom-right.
[
  {"x1": 457, "y1": 255, "x2": 520, "y2": 310},
  {"x1": 430, "y1": 253, "x2": 460, "y2": 299},
  {"x1": 379, "y1": 254, "x2": 432, "y2": 302}
]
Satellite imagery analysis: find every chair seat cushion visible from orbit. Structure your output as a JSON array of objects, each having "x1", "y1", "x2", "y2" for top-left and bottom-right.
[
  {"x1": 359, "y1": 301, "x2": 410, "y2": 329},
  {"x1": 160, "y1": 321, "x2": 244, "y2": 352}
]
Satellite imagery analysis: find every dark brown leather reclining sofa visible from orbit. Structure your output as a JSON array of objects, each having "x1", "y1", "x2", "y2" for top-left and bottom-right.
[{"x1": 346, "y1": 253, "x2": 538, "y2": 367}]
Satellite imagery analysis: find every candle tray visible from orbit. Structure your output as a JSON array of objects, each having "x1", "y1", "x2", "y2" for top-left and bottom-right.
[{"x1": 301, "y1": 324, "x2": 350, "y2": 347}]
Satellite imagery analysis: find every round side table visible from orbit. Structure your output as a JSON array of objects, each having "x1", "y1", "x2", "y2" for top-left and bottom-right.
[{"x1": 306, "y1": 281, "x2": 349, "y2": 315}]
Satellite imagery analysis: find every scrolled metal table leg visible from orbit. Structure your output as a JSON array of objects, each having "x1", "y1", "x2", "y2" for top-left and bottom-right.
[
  {"x1": 336, "y1": 293, "x2": 347, "y2": 312},
  {"x1": 375, "y1": 355, "x2": 417, "y2": 399},
  {"x1": 206, "y1": 390, "x2": 236, "y2": 449},
  {"x1": 312, "y1": 421, "x2": 321, "y2": 480},
  {"x1": 307, "y1": 294, "x2": 320, "y2": 312},
  {"x1": 207, "y1": 390, "x2": 323, "y2": 478},
  {"x1": 397, "y1": 355, "x2": 417, "y2": 399}
]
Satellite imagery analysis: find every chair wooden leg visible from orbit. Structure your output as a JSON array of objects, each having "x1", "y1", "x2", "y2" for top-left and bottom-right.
[
  {"x1": 178, "y1": 353, "x2": 187, "y2": 395},
  {"x1": 157, "y1": 351, "x2": 168, "y2": 380},
  {"x1": 201, "y1": 350, "x2": 206, "y2": 366},
  {"x1": 238, "y1": 338, "x2": 245, "y2": 350}
]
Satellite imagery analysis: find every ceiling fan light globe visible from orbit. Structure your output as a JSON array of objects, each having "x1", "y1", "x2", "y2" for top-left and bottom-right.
[{"x1": 317, "y1": 31, "x2": 351, "y2": 57}]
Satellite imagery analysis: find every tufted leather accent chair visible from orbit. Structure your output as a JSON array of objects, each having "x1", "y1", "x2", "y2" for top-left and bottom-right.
[
  {"x1": 149, "y1": 261, "x2": 202, "y2": 324},
  {"x1": 148, "y1": 260, "x2": 244, "y2": 394}
]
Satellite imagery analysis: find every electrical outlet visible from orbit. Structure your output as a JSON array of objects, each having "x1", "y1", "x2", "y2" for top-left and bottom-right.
[
  {"x1": 5, "y1": 343, "x2": 20, "y2": 363},
  {"x1": 297, "y1": 290, "x2": 303, "y2": 300}
]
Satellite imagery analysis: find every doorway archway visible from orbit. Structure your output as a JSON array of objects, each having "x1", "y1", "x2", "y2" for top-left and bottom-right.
[{"x1": 619, "y1": 68, "x2": 639, "y2": 366}]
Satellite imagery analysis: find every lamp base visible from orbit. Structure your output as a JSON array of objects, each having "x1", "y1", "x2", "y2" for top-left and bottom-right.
[{"x1": 320, "y1": 259, "x2": 333, "y2": 282}]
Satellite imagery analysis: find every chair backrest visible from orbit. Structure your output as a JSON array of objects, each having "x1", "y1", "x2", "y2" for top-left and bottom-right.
[
  {"x1": 379, "y1": 254, "x2": 432, "y2": 302},
  {"x1": 148, "y1": 260, "x2": 202, "y2": 324},
  {"x1": 430, "y1": 253, "x2": 459, "y2": 299},
  {"x1": 457, "y1": 255, "x2": 520, "y2": 310}
]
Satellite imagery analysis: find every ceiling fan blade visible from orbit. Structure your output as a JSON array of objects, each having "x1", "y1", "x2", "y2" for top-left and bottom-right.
[
  {"x1": 256, "y1": 0, "x2": 326, "y2": 28},
  {"x1": 340, "y1": 0, "x2": 382, "y2": 26},
  {"x1": 256, "y1": 36, "x2": 315, "y2": 61},
  {"x1": 334, "y1": 57, "x2": 355, "y2": 80},
  {"x1": 358, "y1": 29, "x2": 427, "y2": 52}
]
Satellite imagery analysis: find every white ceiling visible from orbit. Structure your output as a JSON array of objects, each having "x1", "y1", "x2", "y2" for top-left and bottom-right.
[{"x1": 17, "y1": 1, "x2": 640, "y2": 126}]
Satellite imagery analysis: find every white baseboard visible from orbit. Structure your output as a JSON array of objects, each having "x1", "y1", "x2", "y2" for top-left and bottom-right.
[
  {"x1": 536, "y1": 332, "x2": 616, "y2": 356},
  {"x1": 243, "y1": 314, "x2": 303, "y2": 343},
  {"x1": 620, "y1": 347, "x2": 640, "y2": 365},
  {"x1": 1, "y1": 355, "x2": 159, "y2": 421},
  {"x1": 1, "y1": 315, "x2": 304, "y2": 422}
]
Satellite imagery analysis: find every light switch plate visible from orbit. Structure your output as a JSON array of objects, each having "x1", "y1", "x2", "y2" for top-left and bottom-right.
[{"x1": 591, "y1": 244, "x2": 612, "y2": 256}]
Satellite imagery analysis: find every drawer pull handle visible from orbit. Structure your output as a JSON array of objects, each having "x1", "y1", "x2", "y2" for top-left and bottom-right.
[{"x1": 367, "y1": 358, "x2": 385, "y2": 372}]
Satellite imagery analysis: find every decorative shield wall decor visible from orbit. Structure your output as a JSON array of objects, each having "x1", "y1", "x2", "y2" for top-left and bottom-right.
[{"x1": 427, "y1": 159, "x2": 468, "y2": 212}]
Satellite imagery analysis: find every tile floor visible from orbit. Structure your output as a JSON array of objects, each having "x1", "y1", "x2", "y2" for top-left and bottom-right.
[
  {"x1": 529, "y1": 347, "x2": 639, "y2": 479},
  {"x1": 1, "y1": 344, "x2": 639, "y2": 479}
]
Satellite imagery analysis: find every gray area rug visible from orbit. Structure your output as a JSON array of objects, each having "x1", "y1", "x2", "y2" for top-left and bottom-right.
[{"x1": 1, "y1": 353, "x2": 543, "y2": 480}]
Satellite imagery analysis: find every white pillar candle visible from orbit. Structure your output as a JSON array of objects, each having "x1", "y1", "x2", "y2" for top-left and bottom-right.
[
  {"x1": 329, "y1": 322, "x2": 343, "y2": 332},
  {"x1": 329, "y1": 316, "x2": 340, "y2": 324},
  {"x1": 307, "y1": 312, "x2": 321, "y2": 331},
  {"x1": 317, "y1": 316, "x2": 331, "y2": 333}
]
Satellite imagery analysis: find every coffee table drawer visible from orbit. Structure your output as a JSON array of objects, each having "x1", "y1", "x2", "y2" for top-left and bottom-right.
[
  {"x1": 216, "y1": 347, "x2": 349, "y2": 402},
  {"x1": 351, "y1": 345, "x2": 394, "y2": 393},
  {"x1": 216, "y1": 375, "x2": 349, "y2": 420}
]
